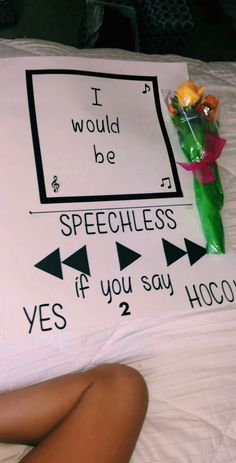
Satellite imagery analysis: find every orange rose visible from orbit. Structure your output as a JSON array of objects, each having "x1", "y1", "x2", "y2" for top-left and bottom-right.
[
  {"x1": 202, "y1": 95, "x2": 219, "y2": 120},
  {"x1": 202, "y1": 94, "x2": 219, "y2": 110},
  {"x1": 175, "y1": 80, "x2": 205, "y2": 107}
]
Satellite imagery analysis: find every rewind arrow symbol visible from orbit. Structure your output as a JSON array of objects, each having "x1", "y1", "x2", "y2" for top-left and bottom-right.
[
  {"x1": 35, "y1": 245, "x2": 90, "y2": 279},
  {"x1": 62, "y1": 245, "x2": 90, "y2": 276}
]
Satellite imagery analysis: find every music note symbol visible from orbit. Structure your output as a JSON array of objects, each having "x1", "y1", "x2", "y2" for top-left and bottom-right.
[
  {"x1": 161, "y1": 177, "x2": 171, "y2": 189},
  {"x1": 51, "y1": 175, "x2": 60, "y2": 193},
  {"x1": 142, "y1": 84, "x2": 151, "y2": 94}
]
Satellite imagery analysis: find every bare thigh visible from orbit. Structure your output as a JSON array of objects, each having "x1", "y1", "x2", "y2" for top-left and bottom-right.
[{"x1": 0, "y1": 364, "x2": 148, "y2": 463}]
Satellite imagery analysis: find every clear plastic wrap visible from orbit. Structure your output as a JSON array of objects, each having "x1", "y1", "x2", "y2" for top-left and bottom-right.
[{"x1": 167, "y1": 80, "x2": 226, "y2": 254}]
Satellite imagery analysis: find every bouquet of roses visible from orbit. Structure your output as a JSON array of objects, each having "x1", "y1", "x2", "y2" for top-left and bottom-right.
[{"x1": 168, "y1": 80, "x2": 226, "y2": 254}]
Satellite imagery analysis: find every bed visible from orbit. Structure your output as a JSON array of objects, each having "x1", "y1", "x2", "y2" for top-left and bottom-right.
[{"x1": 0, "y1": 38, "x2": 236, "y2": 463}]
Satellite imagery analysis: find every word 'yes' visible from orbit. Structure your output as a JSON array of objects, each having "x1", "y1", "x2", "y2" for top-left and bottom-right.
[{"x1": 22, "y1": 303, "x2": 67, "y2": 334}]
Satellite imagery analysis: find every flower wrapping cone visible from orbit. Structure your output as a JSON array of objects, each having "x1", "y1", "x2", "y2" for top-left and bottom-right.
[{"x1": 168, "y1": 80, "x2": 226, "y2": 254}]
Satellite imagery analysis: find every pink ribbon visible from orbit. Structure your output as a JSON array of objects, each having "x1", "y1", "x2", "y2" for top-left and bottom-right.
[{"x1": 178, "y1": 132, "x2": 226, "y2": 184}]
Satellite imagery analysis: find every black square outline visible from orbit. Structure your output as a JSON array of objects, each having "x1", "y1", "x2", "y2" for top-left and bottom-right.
[{"x1": 26, "y1": 69, "x2": 183, "y2": 204}]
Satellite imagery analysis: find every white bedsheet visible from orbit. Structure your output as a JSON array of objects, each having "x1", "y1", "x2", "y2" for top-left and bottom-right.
[{"x1": 0, "y1": 39, "x2": 236, "y2": 463}]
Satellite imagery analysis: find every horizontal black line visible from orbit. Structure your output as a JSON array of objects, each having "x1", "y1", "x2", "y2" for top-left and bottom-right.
[
  {"x1": 29, "y1": 203, "x2": 193, "y2": 215},
  {"x1": 27, "y1": 69, "x2": 158, "y2": 82}
]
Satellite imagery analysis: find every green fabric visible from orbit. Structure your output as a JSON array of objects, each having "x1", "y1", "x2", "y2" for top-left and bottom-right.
[{"x1": 0, "y1": 0, "x2": 87, "y2": 48}]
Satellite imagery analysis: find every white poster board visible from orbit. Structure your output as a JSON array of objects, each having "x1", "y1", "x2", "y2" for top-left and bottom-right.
[{"x1": 0, "y1": 56, "x2": 235, "y2": 339}]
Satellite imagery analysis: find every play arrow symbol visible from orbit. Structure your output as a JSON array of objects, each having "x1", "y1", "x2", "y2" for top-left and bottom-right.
[
  {"x1": 35, "y1": 248, "x2": 63, "y2": 279},
  {"x1": 116, "y1": 242, "x2": 141, "y2": 271},
  {"x1": 162, "y1": 238, "x2": 187, "y2": 266},
  {"x1": 184, "y1": 238, "x2": 207, "y2": 265},
  {"x1": 62, "y1": 245, "x2": 90, "y2": 276}
]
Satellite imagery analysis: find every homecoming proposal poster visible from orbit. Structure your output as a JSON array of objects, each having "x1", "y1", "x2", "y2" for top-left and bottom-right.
[{"x1": 0, "y1": 56, "x2": 235, "y2": 339}]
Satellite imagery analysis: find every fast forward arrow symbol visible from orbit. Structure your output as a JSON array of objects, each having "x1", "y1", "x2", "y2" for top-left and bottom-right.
[
  {"x1": 162, "y1": 238, "x2": 207, "y2": 266},
  {"x1": 35, "y1": 245, "x2": 90, "y2": 279},
  {"x1": 184, "y1": 238, "x2": 207, "y2": 265}
]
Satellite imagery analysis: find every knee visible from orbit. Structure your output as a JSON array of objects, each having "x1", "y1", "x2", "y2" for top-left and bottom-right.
[{"x1": 95, "y1": 363, "x2": 149, "y2": 411}]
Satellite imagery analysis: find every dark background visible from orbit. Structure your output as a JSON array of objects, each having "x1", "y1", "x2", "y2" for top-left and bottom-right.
[
  {"x1": 95, "y1": 0, "x2": 236, "y2": 61},
  {"x1": 0, "y1": 0, "x2": 235, "y2": 61}
]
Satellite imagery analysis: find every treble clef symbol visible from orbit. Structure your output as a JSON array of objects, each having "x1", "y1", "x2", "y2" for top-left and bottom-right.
[{"x1": 51, "y1": 175, "x2": 60, "y2": 193}]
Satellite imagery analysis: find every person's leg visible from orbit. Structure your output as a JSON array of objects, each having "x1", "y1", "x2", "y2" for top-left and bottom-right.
[{"x1": 0, "y1": 363, "x2": 148, "y2": 463}]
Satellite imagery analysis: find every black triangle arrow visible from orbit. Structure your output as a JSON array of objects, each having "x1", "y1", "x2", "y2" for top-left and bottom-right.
[
  {"x1": 162, "y1": 238, "x2": 187, "y2": 266},
  {"x1": 184, "y1": 238, "x2": 207, "y2": 265},
  {"x1": 116, "y1": 242, "x2": 141, "y2": 271},
  {"x1": 62, "y1": 245, "x2": 90, "y2": 276},
  {"x1": 35, "y1": 248, "x2": 63, "y2": 279}
]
